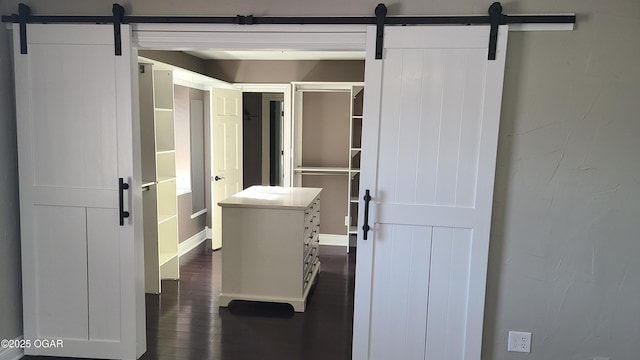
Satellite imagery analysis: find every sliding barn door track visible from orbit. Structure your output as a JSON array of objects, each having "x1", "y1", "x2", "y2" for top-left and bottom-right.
[{"x1": 2, "y1": 2, "x2": 575, "y2": 59}]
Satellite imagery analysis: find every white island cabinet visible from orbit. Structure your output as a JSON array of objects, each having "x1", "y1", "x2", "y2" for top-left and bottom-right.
[{"x1": 218, "y1": 186, "x2": 322, "y2": 312}]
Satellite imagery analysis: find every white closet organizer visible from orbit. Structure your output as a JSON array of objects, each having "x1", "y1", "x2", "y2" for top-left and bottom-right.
[
  {"x1": 292, "y1": 82, "x2": 364, "y2": 250},
  {"x1": 139, "y1": 64, "x2": 180, "y2": 294},
  {"x1": 348, "y1": 85, "x2": 364, "y2": 244}
]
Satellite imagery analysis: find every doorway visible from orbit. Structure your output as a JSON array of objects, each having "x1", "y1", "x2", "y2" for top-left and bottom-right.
[{"x1": 240, "y1": 92, "x2": 285, "y2": 188}]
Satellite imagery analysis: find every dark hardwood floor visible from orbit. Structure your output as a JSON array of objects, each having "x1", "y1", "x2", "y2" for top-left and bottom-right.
[{"x1": 25, "y1": 241, "x2": 356, "y2": 360}]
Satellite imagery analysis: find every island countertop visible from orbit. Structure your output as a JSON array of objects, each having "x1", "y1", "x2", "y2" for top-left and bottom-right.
[{"x1": 218, "y1": 186, "x2": 322, "y2": 210}]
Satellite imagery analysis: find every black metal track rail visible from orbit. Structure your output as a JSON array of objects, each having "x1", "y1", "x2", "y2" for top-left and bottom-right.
[{"x1": 1, "y1": 2, "x2": 576, "y2": 59}]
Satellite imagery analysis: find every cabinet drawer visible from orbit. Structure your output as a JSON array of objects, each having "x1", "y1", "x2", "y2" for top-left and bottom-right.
[
  {"x1": 304, "y1": 245, "x2": 316, "y2": 264},
  {"x1": 304, "y1": 199, "x2": 320, "y2": 219},
  {"x1": 303, "y1": 257, "x2": 319, "y2": 289},
  {"x1": 304, "y1": 218, "x2": 319, "y2": 238},
  {"x1": 305, "y1": 211, "x2": 319, "y2": 226},
  {"x1": 304, "y1": 228, "x2": 319, "y2": 245}
]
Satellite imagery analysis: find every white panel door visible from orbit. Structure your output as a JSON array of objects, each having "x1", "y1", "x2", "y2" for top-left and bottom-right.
[
  {"x1": 211, "y1": 87, "x2": 243, "y2": 250},
  {"x1": 13, "y1": 24, "x2": 145, "y2": 359},
  {"x1": 353, "y1": 25, "x2": 508, "y2": 360}
]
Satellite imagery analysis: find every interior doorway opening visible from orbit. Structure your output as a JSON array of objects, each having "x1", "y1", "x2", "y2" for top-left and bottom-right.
[
  {"x1": 136, "y1": 39, "x2": 364, "y2": 314},
  {"x1": 240, "y1": 92, "x2": 285, "y2": 188}
]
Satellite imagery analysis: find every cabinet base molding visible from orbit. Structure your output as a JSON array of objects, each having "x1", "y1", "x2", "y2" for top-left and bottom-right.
[
  {"x1": 0, "y1": 336, "x2": 24, "y2": 360},
  {"x1": 319, "y1": 234, "x2": 348, "y2": 247},
  {"x1": 178, "y1": 229, "x2": 208, "y2": 257},
  {"x1": 219, "y1": 261, "x2": 320, "y2": 312}
]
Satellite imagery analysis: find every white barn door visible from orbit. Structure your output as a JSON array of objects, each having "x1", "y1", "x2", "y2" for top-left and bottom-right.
[
  {"x1": 13, "y1": 24, "x2": 146, "y2": 359},
  {"x1": 353, "y1": 25, "x2": 508, "y2": 359}
]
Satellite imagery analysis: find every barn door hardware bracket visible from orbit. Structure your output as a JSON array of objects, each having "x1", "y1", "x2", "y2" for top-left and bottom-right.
[
  {"x1": 487, "y1": 2, "x2": 505, "y2": 60},
  {"x1": 374, "y1": 4, "x2": 387, "y2": 60},
  {"x1": 236, "y1": 15, "x2": 255, "y2": 25},
  {"x1": 18, "y1": 3, "x2": 31, "y2": 54},
  {"x1": 112, "y1": 3, "x2": 125, "y2": 56}
]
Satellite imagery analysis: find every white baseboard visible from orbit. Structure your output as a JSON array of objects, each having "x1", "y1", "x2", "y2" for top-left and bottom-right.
[
  {"x1": 319, "y1": 234, "x2": 348, "y2": 246},
  {"x1": 178, "y1": 229, "x2": 208, "y2": 257},
  {"x1": 0, "y1": 336, "x2": 24, "y2": 360},
  {"x1": 206, "y1": 227, "x2": 212, "y2": 239}
]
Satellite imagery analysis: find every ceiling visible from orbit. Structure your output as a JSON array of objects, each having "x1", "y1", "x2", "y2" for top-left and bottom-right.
[{"x1": 184, "y1": 49, "x2": 365, "y2": 61}]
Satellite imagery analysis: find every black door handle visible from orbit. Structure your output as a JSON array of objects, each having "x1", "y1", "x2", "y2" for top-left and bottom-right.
[
  {"x1": 362, "y1": 189, "x2": 371, "y2": 240},
  {"x1": 214, "y1": 176, "x2": 225, "y2": 181},
  {"x1": 119, "y1": 178, "x2": 130, "y2": 226}
]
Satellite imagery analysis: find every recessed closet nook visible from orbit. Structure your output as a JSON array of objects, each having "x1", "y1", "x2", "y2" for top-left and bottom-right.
[{"x1": 137, "y1": 50, "x2": 365, "y2": 294}]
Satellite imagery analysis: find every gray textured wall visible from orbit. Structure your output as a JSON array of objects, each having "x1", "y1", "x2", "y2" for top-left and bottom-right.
[
  {"x1": 1, "y1": 1, "x2": 639, "y2": 359},
  {"x1": 0, "y1": 23, "x2": 23, "y2": 342},
  {"x1": 204, "y1": 60, "x2": 365, "y2": 83}
]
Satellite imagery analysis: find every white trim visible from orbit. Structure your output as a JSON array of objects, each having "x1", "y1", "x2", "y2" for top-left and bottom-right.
[
  {"x1": 319, "y1": 233, "x2": 348, "y2": 247},
  {"x1": 132, "y1": 24, "x2": 368, "y2": 51},
  {"x1": 0, "y1": 336, "x2": 24, "y2": 360},
  {"x1": 235, "y1": 83, "x2": 292, "y2": 93},
  {"x1": 131, "y1": 21, "x2": 573, "y2": 53},
  {"x1": 138, "y1": 55, "x2": 235, "y2": 90},
  {"x1": 292, "y1": 81, "x2": 364, "y2": 92},
  {"x1": 206, "y1": 226, "x2": 213, "y2": 239},
  {"x1": 178, "y1": 229, "x2": 208, "y2": 257}
]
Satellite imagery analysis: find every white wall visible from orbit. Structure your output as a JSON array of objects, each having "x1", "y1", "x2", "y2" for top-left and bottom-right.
[
  {"x1": 0, "y1": 14, "x2": 23, "y2": 344},
  {"x1": 1, "y1": 1, "x2": 639, "y2": 359}
]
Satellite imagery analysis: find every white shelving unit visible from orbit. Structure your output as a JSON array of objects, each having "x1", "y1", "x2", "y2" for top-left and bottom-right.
[
  {"x1": 139, "y1": 64, "x2": 179, "y2": 294},
  {"x1": 347, "y1": 86, "x2": 364, "y2": 246},
  {"x1": 292, "y1": 82, "x2": 364, "y2": 251}
]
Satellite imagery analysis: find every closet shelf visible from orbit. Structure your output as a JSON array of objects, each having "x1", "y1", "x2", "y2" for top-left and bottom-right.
[
  {"x1": 157, "y1": 213, "x2": 176, "y2": 224},
  {"x1": 348, "y1": 226, "x2": 358, "y2": 234},
  {"x1": 157, "y1": 176, "x2": 176, "y2": 183},
  {"x1": 156, "y1": 150, "x2": 176, "y2": 155},
  {"x1": 295, "y1": 166, "x2": 350, "y2": 173}
]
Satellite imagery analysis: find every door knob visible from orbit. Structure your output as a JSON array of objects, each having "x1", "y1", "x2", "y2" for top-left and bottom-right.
[{"x1": 214, "y1": 176, "x2": 225, "y2": 181}]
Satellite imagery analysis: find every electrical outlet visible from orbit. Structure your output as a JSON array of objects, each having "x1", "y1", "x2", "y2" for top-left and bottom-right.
[
  {"x1": 507, "y1": 331, "x2": 531, "y2": 353},
  {"x1": 345, "y1": 215, "x2": 350, "y2": 226}
]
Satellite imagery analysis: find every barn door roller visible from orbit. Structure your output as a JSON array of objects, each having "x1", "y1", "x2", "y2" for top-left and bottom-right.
[{"x1": 2, "y1": 2, "x2": 575, "y2": 59}]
